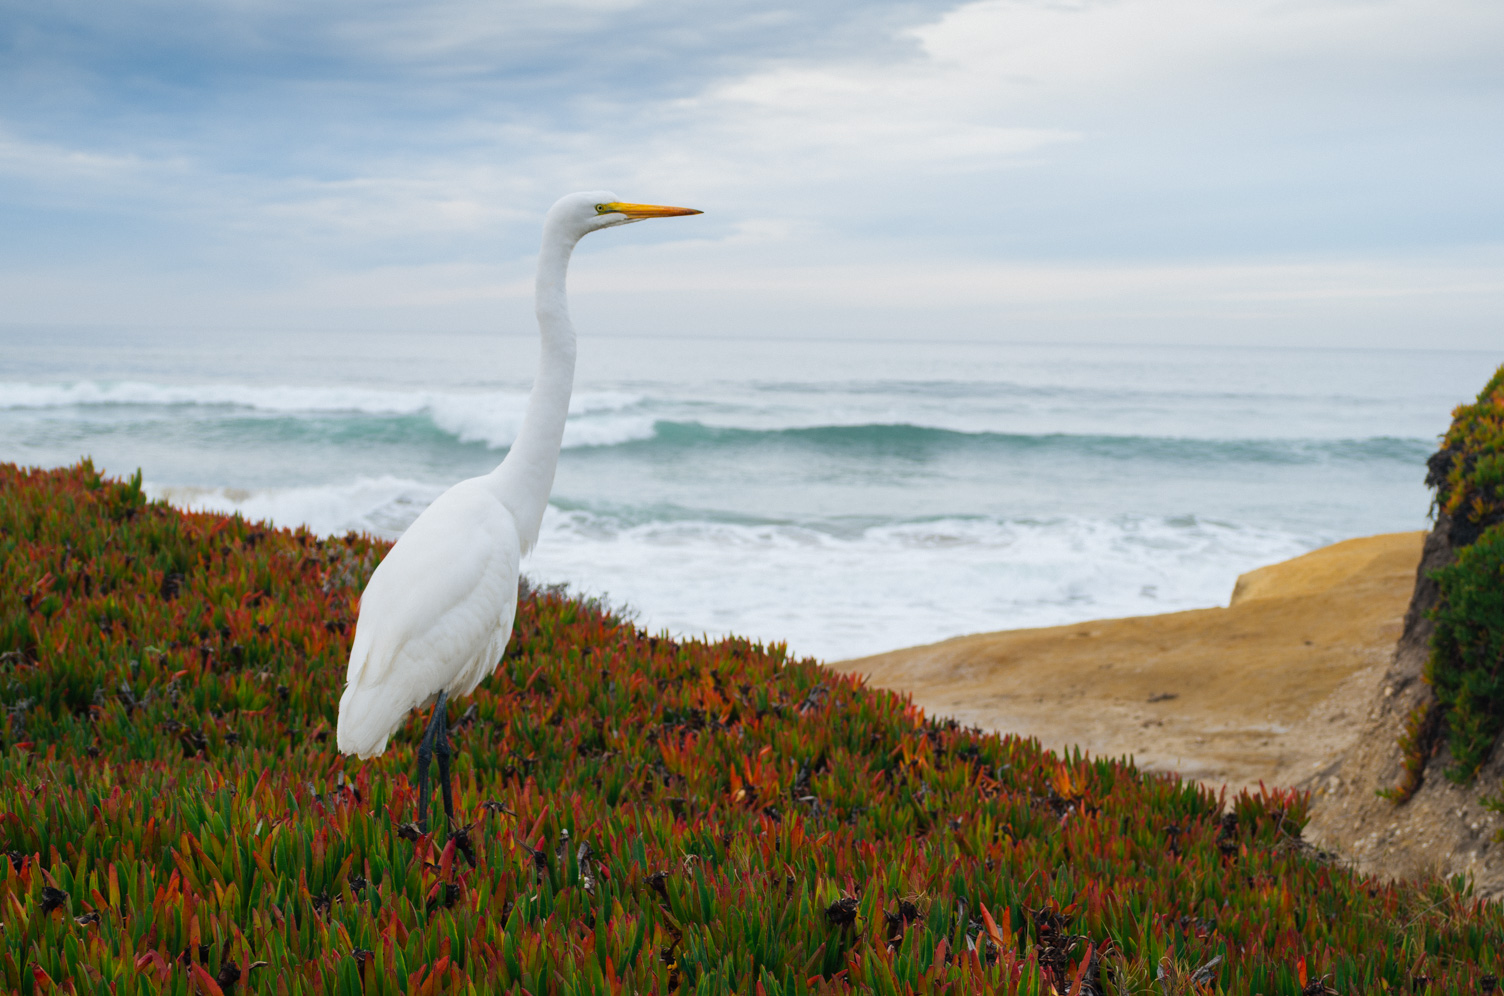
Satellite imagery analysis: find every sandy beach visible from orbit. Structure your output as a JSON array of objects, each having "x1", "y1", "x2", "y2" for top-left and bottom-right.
[{"x1": 834, "y1": 531, "x2": 1425, "y2": 795}]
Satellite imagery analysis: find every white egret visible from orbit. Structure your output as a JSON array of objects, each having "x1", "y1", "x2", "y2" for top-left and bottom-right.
[{"x1": 336, "y1": 191, "x2": 702, "y2": 831}]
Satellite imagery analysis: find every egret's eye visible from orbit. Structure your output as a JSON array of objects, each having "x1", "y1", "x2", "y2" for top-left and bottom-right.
[{"x1": 595, "y1": 203, "x2": 609, "y2": 214}]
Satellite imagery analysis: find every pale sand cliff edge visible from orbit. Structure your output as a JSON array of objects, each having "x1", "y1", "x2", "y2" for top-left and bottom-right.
[{"x1": 831, "y1": 531, "x2": 1424, "y2": 796}]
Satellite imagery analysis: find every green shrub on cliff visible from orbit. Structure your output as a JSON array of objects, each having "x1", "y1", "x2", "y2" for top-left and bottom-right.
[
  {"x1": 1427, "y1": 364, "x2": 1504, "y2": 549},
  {"x1": 1402, "y1": 363, "x2": 1504, "y2": 790},
  {"x1": 1427, "y1": 528, "x2": 1504, "y2": 780}
]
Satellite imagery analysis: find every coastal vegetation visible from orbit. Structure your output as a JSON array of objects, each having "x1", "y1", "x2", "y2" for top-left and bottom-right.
[
  {"x1": 2, "y1": 460, "x2": 1502, "y2": 994},
  {"x1": 1390, "y1": 364, "x2": 1504, "y2": 800}
]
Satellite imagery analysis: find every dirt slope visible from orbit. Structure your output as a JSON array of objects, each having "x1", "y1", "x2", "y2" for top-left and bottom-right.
[
  {"x1": 1302, "y1": 521, "x2": 1504, "y2": 898},
  {"x1": 832, "y1": 532, "x2": 1424, "y2": 795}
]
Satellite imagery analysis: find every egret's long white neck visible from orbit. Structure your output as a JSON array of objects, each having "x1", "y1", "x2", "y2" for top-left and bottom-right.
[{"x1": 487, "y1": 217, "x2": 581, "y2": 552}]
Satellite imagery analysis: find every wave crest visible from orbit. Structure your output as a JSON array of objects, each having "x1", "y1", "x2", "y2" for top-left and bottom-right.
[
  {"x1": 1, "y1": 380, "x2": 650, "y2": 449},
  {"x1": 627, "y1": 421, "x2": 1430, "y2": 464},
  {"x1": 1, "y1": 380, "x2": 1432, "y2": 463}
]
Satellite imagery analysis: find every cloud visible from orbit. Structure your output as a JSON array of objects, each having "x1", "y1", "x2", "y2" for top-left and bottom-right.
[
  {"x1": 914, "y1": 0, "x2": 1504, "y2": 107},
  {"x1": 0, "y1": 128, "x2": 190, "y2": 198},
  {"x1": 0, "y1": 0, "x2": 1500, "y2": 346}
]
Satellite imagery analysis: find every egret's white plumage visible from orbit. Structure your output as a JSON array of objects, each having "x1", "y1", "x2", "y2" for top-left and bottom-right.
[{"x1": 336, "y1": 191, "x2": 701, "y2": 761}]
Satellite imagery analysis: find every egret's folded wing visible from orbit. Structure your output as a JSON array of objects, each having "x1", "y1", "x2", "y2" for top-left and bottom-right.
[{"x1": 337, "y1": 482, "x2": 521, "y2": 757}]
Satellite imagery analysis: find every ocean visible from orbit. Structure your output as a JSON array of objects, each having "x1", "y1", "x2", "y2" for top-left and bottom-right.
[{"x1": 2, "y1": 325, "x2": 1492, "y2": 661}]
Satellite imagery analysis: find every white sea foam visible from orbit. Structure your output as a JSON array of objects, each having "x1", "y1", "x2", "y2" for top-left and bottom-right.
[
  {"x1": 144, "y1": 472, "x2": 1318, "y2": 662},
  {"x1": 148, "y1": 477, "x2": 446, "y2": 538},
  {"x1": 524, "y1": 509, "x2": 1318, "y2": 661},
  {"x1": 1, "y1": 380, "x2": 435, "y2": 413},
  {"x1": 422, "y1": 391, "x2": 656, "y2": 449}
]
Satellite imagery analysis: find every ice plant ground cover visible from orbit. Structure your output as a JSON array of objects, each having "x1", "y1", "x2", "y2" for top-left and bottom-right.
[{"x1": 1, "y1": 462, "x2": 1501, "y2": 995}]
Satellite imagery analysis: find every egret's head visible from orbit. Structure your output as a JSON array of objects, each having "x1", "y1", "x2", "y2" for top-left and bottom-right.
[{"x1": 548, "y1": 190, "x2": 702, "y2": 241}]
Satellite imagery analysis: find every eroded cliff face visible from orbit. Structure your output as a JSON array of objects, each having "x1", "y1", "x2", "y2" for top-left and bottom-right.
[{"x1": 1305, "y1": 515, "x2": 1504, "y2": 897}]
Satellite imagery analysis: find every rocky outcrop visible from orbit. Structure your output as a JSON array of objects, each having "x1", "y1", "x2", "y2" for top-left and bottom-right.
[{"x1": 1304, "y1": 514, "x2": 1504, "y2": 898}]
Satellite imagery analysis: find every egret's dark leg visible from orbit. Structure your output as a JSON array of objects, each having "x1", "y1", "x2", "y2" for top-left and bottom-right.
[
  {"x1": 435, "y1": 700, "x2": 455, "y2": 834},
  {"x1": 415, "y1": 690, "x2": 448, "y2": 834}
]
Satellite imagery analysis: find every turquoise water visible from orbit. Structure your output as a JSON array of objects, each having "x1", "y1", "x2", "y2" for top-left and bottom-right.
[{"x1": 1, "y1": 325, "x2": 1494, "y2": 659}]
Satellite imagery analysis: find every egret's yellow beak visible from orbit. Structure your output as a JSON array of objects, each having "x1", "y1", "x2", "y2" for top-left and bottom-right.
[{"x1": 597, "y1": 201, "x2": 702, "y2": 219}]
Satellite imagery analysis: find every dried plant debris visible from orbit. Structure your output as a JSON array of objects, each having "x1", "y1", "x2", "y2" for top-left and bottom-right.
[
  {"x1": 824, "y1": 896, "x2": 860, "y2": 928},
  {"x1": 0, "y1": 460, "x2": 1500, "y2": 994}
]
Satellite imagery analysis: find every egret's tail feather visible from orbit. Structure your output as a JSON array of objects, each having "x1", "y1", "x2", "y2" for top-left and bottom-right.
[{"x1": 336, "y1": 683, "x2": 409, "y2": 759}]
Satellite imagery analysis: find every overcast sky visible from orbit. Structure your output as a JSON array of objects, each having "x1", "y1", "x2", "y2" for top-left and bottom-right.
[{"x1": 2, "y1": 0, "x2": 1502, "y2": 348}]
